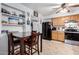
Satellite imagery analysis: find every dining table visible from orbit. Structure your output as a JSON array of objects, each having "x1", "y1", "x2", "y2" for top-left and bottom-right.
[{"x1": 13, "y1": 32, "x2": 42, "y2": 55}]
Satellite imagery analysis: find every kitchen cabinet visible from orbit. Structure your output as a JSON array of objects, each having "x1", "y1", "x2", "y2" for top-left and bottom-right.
[
  {"x1": 53, "y1": 18, "x2": 58, "y2": 26},
  {"x1": 52, "y1": 14, "x2": 79, "y2": 26},
  {"x1": 58, "y1": 32, "x2": 64, "y2": 42},
  {"x1": 66, "y1": 14, "x2": 79, "y2": 22},
  {"x1": 53, "y1": 17, "x2": 65, "y2": 26},
  {"x1": 57, "y1": 18, "x2": 65, "y2": 26},
  {"x1": 52, "y1": 31, "x2": 58, "y2": 40},
  {"x1": 52, "y1": 31, "x2": 64, "y2": 42},
  {"x1": 69, "y1": 15, "x2": 76, "y2": 21},
  {"x1": 75, "y1": 15, "x2": 79, "y2": 21}
]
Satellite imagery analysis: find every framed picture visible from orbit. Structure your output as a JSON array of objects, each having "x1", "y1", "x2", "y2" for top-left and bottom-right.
[{"x1": 34, "y1": 11, "x2": 38, "y2": 17}]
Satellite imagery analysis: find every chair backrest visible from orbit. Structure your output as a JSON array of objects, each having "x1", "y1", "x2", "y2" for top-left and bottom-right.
[
  {"x1": 31, "y1": 31, "x2": 38, "y2": 43},
  {"x1": 8, "y1": 32, "x2": 14, "y2": 46},
  {"x1": 6, "y1": 31, "x2": 14, "y2": 54}
]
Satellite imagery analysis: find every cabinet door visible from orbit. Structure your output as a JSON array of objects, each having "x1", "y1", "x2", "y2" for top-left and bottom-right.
[
  {"x1": 53, "y1": 19, "x2": 58, "y2": 26},
  {"x1": 58, "y1": 32, "x2": 64, "y2": 42},
  {"x1": 75, "y1": 15, "x2": 79, "y2": 21},
  {"x1": 53, "y1": 17, "x2": 65, "y2": 26},
  {"x1": 58, "y1": 18, "x2": 65, "y2": 26},
  {"x1": 52, "y1": 31, "x2": 58, "y2": 40}
]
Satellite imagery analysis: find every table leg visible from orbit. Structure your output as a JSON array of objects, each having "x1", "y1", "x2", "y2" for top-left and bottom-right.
[
  {"x1": 20, "y1": 38, "x2": 25, "y2": 55},
  {"x1": 40, "y1": 34, "x2": 42, "y2": 52}
]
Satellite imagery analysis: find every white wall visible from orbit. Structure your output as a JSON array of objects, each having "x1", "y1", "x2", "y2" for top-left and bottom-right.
[
  {"x1": 0, "y1": 3, "x2": 1, "y2": 35},
  {"x1": 38, "y1": 14, "x2": 43, "y2": 33},
  {"x1": 0, "y1": 33, "x2": 8, "y2": 55},
  {"x1": 32, "y1": 13, "x2": 43, "y2": 33},
  {"x1": 43, "y1": 18, "x2": 51, "y2": 22}
]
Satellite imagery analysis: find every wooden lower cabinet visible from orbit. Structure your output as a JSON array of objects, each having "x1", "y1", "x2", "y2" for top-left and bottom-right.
[
  {"x1": 57, "y1": 32, "x2": 64, "y2": 42},
  {"x1": 52, "y1": 31, "x2": 64, "y2": 42},
  {"x1": 52, "y1": 31, "x2": 58, "y2": 40}
]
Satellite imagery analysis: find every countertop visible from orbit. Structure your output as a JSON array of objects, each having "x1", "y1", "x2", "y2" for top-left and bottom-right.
[
  {"x1": 52, "y1": 30, "x2": 64, "y2": 32},
  {"x1": 52, "y1": 30, "x2": 79, "y2": 34},
  {"x1": 64, "y1": 31, "x2": 79, "y2": 34}
]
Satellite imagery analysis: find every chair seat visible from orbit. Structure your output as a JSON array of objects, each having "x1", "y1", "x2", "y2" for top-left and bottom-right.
[
  {"x1": 24, "y1": 36, "x2": 37, "y2": 46},
  {"x1": 24, "y1": 40, "x2": 37, "y2": 46},
  {"x1": 13, "y1": 39, "x2": 20, "y2": 46}
]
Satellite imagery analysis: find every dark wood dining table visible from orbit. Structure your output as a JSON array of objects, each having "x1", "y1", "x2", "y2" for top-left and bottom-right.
[{"x1": 13, "y1": 32, "x2": 42, "y2": 55}]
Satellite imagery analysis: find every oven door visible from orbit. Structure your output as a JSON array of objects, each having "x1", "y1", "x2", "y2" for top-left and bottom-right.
[{"x1": 65, "y1": 31, "x2": 79, "y2": 46}]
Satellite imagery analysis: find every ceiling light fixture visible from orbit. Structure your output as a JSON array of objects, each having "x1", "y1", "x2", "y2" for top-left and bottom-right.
[{"x1": 60, "y1": 8, "x2": 68, "y2": 13}]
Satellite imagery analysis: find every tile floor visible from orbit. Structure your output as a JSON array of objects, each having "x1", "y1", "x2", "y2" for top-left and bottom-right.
[{"x1": 38, "y1": 39, "x2": 79, "y2": 55}]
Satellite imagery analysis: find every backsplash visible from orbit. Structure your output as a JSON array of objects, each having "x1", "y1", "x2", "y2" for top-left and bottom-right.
[
  {"x1": 64, "y1": 20, "x2": 79, "y2": 29},
  {"x1": 57, "y1": 26, "x2": 65, "y2": 31}
]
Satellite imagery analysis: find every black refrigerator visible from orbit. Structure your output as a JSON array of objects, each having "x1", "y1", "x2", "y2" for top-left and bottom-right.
[{"x1": 42, "y1": 22, "x2": 52, "y2": 40}]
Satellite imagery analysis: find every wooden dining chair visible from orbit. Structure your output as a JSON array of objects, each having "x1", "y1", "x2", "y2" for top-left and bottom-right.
[
  {"x1": 24, "y1": 31, "x2": 39, "y2": 55},
  {"x1": 7, "y1": 31, "x2": 21, "y2": 55}
]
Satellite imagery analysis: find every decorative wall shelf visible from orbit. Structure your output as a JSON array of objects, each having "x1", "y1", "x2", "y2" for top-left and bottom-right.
[
  {"x1": 2, "y1": 23, "x2": 23, "y2": 27},
  {"x1": 1, "y1": 3, "x2": 25, "y2": 27}
]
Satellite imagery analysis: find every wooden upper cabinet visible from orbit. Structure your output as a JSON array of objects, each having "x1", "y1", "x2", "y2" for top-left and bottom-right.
[
  {"x1": 68, "y1": 14, "x2": 79, "y2": 21},
  {"x1": 57, "y1": 18, "x2": 65, "y2": 26},
  {"x1": 75, "y1": 15, "x2": 79, "y2": 21},
  {"x1": 70, "y1": 15, "x2": 76, "y2": 21},
  {"x1": 53, "y1": 17, "x2": 65, "y2": 26},
  {"x1": 53, "y1": 18, "x2": 58, "y2": 26},
  {"x1": 52, "y1": 14, "x2": 79, "y2": 26}
]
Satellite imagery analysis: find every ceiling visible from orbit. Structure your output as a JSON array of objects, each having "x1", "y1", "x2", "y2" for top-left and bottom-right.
[
  {"x1": 21, "y1": 3, "x2": 79, "y2": 17},
  {"x1": 21, "y1": 3, "x2": 60, "y2": 16}
]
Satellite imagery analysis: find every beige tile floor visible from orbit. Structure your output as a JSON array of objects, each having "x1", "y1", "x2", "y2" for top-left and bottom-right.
[{"x1": 38, "y1": 39, "x2": 79, "y2": 55}]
